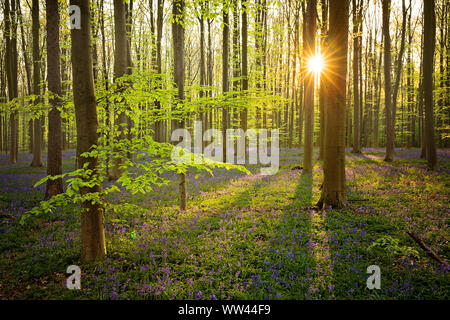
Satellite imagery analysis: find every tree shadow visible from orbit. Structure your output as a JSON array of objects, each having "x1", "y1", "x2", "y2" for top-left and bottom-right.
[{"x1": 294, "y1": 173, "x2": 313, "y2": 208}]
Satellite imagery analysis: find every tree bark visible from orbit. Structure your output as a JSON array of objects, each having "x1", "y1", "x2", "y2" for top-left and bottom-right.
[
  {"x1": 317, "y1": 0, "x2": 349, "y2": 209},
  {"x1": 45, "y1": 0, "x2": 63, "y2": 199},
  {"x1": 423, "y1": 0, "x2": 437, "y2": 170},
  {"x1": 70, "y1": 0, "x2": 107, "y2": 262},
  {"x1": 30, "y1": 0, "x2": 43, "y2": 167},
  {"x1": 303, "y1": 0, "x2": 317, "y2": 175},
  {"x1": 109, "y1": 0, "x2": 129, "y2": 180},
  {"x1": 222, "y1": 1, "x2": 230, "y2": 162},
  {"x1": 382, "y1": 0, "x2": 394, "y2": 162},
  {"x1": 240, "y1": 0, "x2": 248, "y2": 157},
  {"x1": 5, "y1": 0, "x2": 19, "y2": 164},
  {"x1": 154, "y1": 0, "x2": 165, "y2": 142},
  {"x1": 318, "y1": 0, "x2": 327, "y2": 160},
  {"x1": 352, "y1": 0, "x2": 361, "y2": 154},
  {"x1": 173, "y1": 0, "x2": 187, "y2": 210}
]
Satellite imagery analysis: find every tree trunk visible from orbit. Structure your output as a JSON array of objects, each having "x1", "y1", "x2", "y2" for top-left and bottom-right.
[
  {"x1": 222, "y1": 1, "x2": 230, "y2": 162},
  {"x1": 173, "y1": 0, "x2": 187, "y2": 210},
  {"x1": 391, "y1": 0, "x2": 408, "y2": 134},
  {"x1": 30, "y1": 0, "x2": 43, "y2": 167},
  {"x1": 125, "y1": 0, "x2": 134, "y2": 159},
  {"x1": 241, "y1": 0, "x2": 248, "y2": 157},
  {"x1": 382, "y1": 0, "x2": 394, "y2": 162},
  {"x1": 154, "y1": 0, "x2": 165, "y2": 142},
  {"x1": 198, "y1": 3, "x2": 206, "y2": 153},
  {"x1": 318, "y1": 0, "x2": 327, "y2": 160},
  {"x1": 317, "y1": 0, "x2": 349, "y2": 209},
  {"x1": 5, "y1": 0, "x2": 19, "y2": 164},
  {"x1": 70, "y1": 0, "x2": 106, "y2": 262},
  {"x1": 423, "y1": 0, "x2": 437, "y2": 170},
  {"x1": 109, "y1": 0, "x2": 128, "y2": 180},
  {"x1": 352, "y1": 0, "x2": 361, "y2": 153},
  {"x1": 45, "y1": 0, "x2": 63, "y2": 199},
  {"x1": 303, "y1": 0, "x2": 317, "y2": 175}
]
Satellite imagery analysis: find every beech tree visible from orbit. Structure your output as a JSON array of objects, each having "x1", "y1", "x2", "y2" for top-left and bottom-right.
[
  {"x1": 30, "y1": 0, "x2": 43, "y2": 167},
  {"x1": 423, "y1": 0, "x2": 438, "y2": 170},
  {"x1": 70, "y1": 0, "x2": 107, "y2": 262},
  {"x1": 45, "y1": 0, "x2": 63, "y2": 199},
  {"x1": 172, "y1": 0, "x2": 187, "y2": 210},
  {"x1": 318, "y1": 0, "x2": 350, "y2": 209},
  {"x1": 302, "y1": 0, "x2": 317, "y2": 175},
  {"x1": 109, "y1": 0, "x2": 129, "y2": 180},
  {"x1": 382, "y1": 0, "x2": 394, "y2": 162}
]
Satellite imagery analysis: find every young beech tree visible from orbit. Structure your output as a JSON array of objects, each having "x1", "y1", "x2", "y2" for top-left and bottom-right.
[
  {"x1": 317, "y1": 0, "x2": 349, "y2": 209},
  {"x1": 109, "y1": 0, "x2": 129, "y2": 180},
  {"x1": 423, "y1": 0, "x2": 437, "y2": 170},
  {"x1": 70, "y1": 0, "x2": 107, "y2": 262},
  {"x1": 5, "y1": 0, "x2": 19, "y2": 164},
  {"x1": 31, "y1": 0, "x2": 43, "y2": 167},
  {"x1": 352, "y1": 0, "x2": 361, "y2": 154},
  {"x1": 173, "y1": 0, "x2": 187, "y2": 211},
  {"x1": 382, "y1": 0, "x2": 394, "y2": 162},
  {"x1": 222, "y1": 0, "x2": 229, "y2": 161},
  {"x1": 45, "y1": 0, "x2": 63, "y2": 199},
  {"x1": 302, "y1": 0, "x2": 317, "y2": 175}
]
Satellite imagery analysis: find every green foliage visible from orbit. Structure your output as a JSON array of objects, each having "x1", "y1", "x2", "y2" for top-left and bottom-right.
[{"x1": 368, "y1": 235, "x2": 420, "y2": 260}]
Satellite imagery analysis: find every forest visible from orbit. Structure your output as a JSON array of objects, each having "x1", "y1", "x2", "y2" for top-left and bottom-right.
[{"x1": 0, "y1": 0, "x2": 449, "y2": 302}]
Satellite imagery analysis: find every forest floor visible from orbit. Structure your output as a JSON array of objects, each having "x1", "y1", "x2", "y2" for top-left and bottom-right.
[{"x1": 0, "y1": 148, "x2": 449, "y2": 300}]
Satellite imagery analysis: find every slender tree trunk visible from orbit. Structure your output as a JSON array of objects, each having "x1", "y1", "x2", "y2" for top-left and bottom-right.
[
  {"x1": 374, "y1": 36, "x2": 383, "y2": 148},
  {"x1": 298, "y1": 1, "x2": 306, "y2": 149},
  {"x1": 222, "y1": 1, "x2": 230, "y2": 162},
  {"x1": 232, "y1": 0, "x2": 240, "y2": 149},
  {"x1": 382, "y1": 0, "x2": 394, "y2": 162},
  {"x1": 241, "y1": 0, "x2": 248, "y2": 156},
  {"x1": 392, "y1": 0, "x2": 408, "y2": 133},
  {"x1": 100, "y1": 0, "x2": 110, "y2": 174},
  {"x1": 17, "y1": 1, "x2": 33, "y2": 154},
  {"x1": 154, "y1": 0, "x2": 164, "y2": 142},
  {"x1": 303, "y1": 0, "x2": 317, "y2": 175},
  {"x1": 198, "y1": 3, "x2": 206, "y2": 153},
  {"x1": 423, "y1": 0, "x2": 437, "y2": 170},
  {"x1": 418, "y1": 32, "x2": 426, "y2": 158},
  {"x1": 352, "y1": 0, "x2": 361, "y2": 153},
  {"x1": 5, "y1": 0, "x2": 19, "y2": 164},
  {"x1": 45, "y1": 0, "x2": 63, "y2": 199},
  {"x1": 125, "y1": 0, "x2": 134, "y2": 159},
  {"x1": 173, "y1": 0, "x2": 187, "y2": 210},
  {"x1": 70, "y1": 0, "x2": 106, "y2": 262},
  {"x1": 318, "y1": 0, "x2": 327, "y2": 160},
  {"x1": 109, "y1": 0, "x2": 128, "y2": 180},
  {"x1": 30, "y1": 0, "x2": 43, "y2": 167}
]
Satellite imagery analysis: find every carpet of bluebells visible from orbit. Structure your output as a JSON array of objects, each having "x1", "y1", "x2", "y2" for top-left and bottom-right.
[{"x1": 0, "y1": 148, "x2": 448, "y2": 300}]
